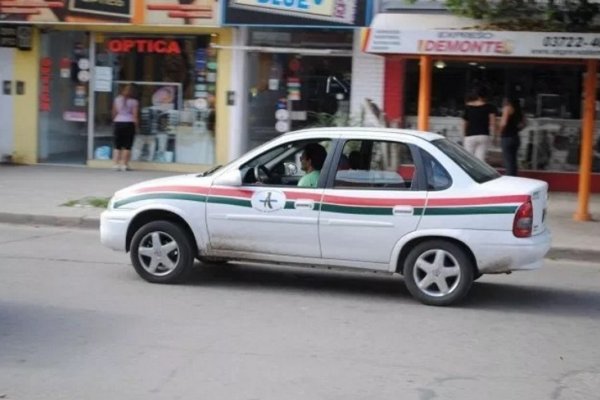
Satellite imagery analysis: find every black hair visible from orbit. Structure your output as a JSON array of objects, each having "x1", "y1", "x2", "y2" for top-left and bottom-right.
[
  {"x1": 129, "y1": 83, "x2": 138, "y2": 98},
  {"x1": 466, "y1": 84, "x2": 489, "y2": 102},
  {"x1": 505, "y1": 95, "x2": 523, "y2": 121},
  {"x1": 303, "y1": 143, "x2": 327, "y2": 170}
]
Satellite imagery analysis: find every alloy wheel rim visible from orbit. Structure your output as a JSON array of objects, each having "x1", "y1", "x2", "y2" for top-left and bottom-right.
[
  {"x1": 137, "y1": 231, "x2": 180, "y2": 276},
  {"x1": 413, "y1": 249, "x2": 461, "y2": 298}
]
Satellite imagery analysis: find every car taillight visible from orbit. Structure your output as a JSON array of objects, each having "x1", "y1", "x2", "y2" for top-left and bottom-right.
[{"x1": 513, "y1": 200, "x2": 533, "y2": 238}]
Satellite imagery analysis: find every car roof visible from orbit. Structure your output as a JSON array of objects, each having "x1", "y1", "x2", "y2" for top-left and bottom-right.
[{"x1": 283, "y1": 127, "x2": 444, "y2": 142}]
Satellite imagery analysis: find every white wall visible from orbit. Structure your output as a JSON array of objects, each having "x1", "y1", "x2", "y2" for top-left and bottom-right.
[
  {"x1": 228, "y1": 27, "x2": 249, "y2": 161},
  {"x1": 370, "y1": 13, "x2": 478, "y2": 30},
  {"x1": 350, "y1": 31, "x2": 385, "y2": 123},
  {"x1": 0, "y1": 48, "x2": 15, "y2": 161}
]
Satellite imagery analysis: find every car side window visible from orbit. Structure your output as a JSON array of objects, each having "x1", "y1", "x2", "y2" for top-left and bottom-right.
[
  {"x1": 334, "y1": 140, "x2": 417, "y2": 190},
  {"x1": 240, "y1": 139, "x2": 331, "y2": 186},
  {"x1": 420, "y1": 149, "x2": 452, "y2": 191}
]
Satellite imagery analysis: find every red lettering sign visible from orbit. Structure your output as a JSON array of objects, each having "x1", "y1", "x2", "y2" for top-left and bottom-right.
[
  {"x1": 419, "y1": 39, "x2": 507, "y2": 55},
  {"x1": 39, "y1": 57, "x2": 52, "y2": 112},
  {"x1": 106, "y1": 39, "x2": 181, "y2": 54}
]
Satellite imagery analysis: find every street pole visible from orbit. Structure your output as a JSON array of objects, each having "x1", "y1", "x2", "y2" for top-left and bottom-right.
[
  {"x1": 574, "y1": 59, "x2": 597, "y2": 222},
  {"x1": 417, "y1": 55, "x2": 431, "y2": 131}
]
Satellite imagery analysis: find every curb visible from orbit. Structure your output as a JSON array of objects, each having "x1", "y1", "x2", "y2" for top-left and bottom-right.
[
  {"x1": 1, "y1": 213, "x2": 599, "y2": 263},
  {"x1": 0, "y1": 212, "x2": 99, "y2": 230},
  {"x1": 546, "y1": 248, "x2": 600, "y2": 264}
]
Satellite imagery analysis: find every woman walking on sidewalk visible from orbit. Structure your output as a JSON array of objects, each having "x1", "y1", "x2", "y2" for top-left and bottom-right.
[
  {"x1": 498, "y1": 96, "x2": 526, "y2": 176},
  {"x1": 112, "y1": 83, "x2": 139, "y2": 171},
  {"x1": 462, "y1": 86, "x2": 497, "y2": 162}
]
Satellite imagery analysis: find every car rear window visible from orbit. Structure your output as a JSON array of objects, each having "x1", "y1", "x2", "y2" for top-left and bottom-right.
[{"x1": 432, "y1": 138, "x2": 500, "y2": 183}]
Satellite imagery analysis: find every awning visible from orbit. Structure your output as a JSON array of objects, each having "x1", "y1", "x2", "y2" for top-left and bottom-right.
[
  {"x1": 369, "y1": 13, "x2": 478, "y2": 31},
  {"x1": 210, "y1": 44, "x2": 352, "y2": 56}
]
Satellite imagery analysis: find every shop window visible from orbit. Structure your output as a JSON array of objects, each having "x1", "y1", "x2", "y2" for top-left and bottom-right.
[
  {"x1": 93, "y1": 35, "x2": 217, "y2": 165},
  {"x1": 403, "y1": 60, "x2": 591, "y2": 173},
  {"x1": 247, "y1": 53, "x2": 352, "y2": 150}
]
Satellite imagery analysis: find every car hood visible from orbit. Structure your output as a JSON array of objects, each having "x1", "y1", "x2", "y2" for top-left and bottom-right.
[{"x1": 112, "y1": 173, "x2": 213, "y2": 202}]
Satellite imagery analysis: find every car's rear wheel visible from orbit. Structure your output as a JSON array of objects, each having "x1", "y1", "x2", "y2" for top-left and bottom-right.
[
  {"x1": 403, "y1": 240, "x2": 474, "y2": 306},
  {"x1": 130, "y1": 221, "x2": 194, "y2": 283}
]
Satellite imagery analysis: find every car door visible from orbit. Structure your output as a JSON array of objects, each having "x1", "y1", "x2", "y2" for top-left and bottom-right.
[
  {"x1": 206, "y1": 138, "x2": 332, "y2": 259},
  {"x1": 319, "y1": 138, "x2": 427, "y2": 266}
]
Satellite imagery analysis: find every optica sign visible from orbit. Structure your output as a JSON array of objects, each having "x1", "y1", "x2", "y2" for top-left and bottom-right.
[{"x1": 106, "y1": 39, "x2": 181, "y2": 54}]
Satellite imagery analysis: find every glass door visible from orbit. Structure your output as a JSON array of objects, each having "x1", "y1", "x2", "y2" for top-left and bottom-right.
[
  {"x1": 0, "y1": 48, "x2": 15, "y2": 161},
  {"x1": 38, "y1": 31, "x2": 89, "y2": 164}
]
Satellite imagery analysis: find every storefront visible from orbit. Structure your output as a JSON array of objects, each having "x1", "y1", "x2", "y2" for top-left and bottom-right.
[
  {"x1": 243, "y1": 28, "x2": 354, "y2": 149},
  {"x1": 221, "y1": 0, "x2": 371, "y2": 156},
  {"x1": 363, "y1": 13, "x2": 600, "y2": 220},
  {"x1": 401, "y1": 60, "x2": 592, "y2": 174},
  {"x1": 1, "y1": 1, "x2": 230, "y2": 171}
]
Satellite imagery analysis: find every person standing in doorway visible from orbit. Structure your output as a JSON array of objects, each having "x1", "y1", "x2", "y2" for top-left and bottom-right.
[
  {"x1": 112, "y1": 83, "x2": 139, "y2": 171},
  {"x1": 498, "y1": 96, "x2": 526, "y2": 176},
  {"x1": 462, "y1": 86, "x2": 497, "y2": 161}
]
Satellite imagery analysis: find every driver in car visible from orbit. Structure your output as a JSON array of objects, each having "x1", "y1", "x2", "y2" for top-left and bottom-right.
[{"x1": 298, "y1": 143, "x2": 327, "y2": 188}]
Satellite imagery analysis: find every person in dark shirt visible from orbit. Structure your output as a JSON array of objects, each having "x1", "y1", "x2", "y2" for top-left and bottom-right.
[
  {"x1": 462, "y1": 87, "x2": 497, "y2": 161},
  {"x1": 498, "y1": 96, "x2": 526, "y2": 176}
]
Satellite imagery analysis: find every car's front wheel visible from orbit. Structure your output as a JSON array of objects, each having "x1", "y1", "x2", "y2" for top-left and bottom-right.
[
  {"x1": 130, "y1": 221, "x2": 195, "y2": 283},
  {"x1": 403, "y1": 240, "x2": 474, "y2": 306}
]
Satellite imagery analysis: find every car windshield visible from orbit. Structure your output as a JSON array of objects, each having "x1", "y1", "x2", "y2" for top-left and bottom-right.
[{"x1": 432, "y1": 139, "x2": 500, "y2": 183}]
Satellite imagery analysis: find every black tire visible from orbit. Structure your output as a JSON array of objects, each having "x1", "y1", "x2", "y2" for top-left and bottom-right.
[
  {"x1": 130, "y1": 220, "x2": 195, "y2": 284},
  {"x1": 403, "y1": 240, "x2": 474, "y2": 306}
]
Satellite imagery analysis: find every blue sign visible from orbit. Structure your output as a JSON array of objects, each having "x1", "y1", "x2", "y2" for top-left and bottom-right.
[{"x1": 222, "y1": 0, "x2": 371, "y2": 28}]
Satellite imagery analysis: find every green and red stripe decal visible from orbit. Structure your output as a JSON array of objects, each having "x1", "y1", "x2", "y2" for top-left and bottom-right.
[{"x1": 113, "y1": 185, "x2": 528, "y2": 216}]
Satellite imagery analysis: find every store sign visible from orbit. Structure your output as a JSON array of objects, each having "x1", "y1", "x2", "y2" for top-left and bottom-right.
[
  {"x1": 364, "y1": 29, "x2": 600, "y2": 59},
  {"x1": 69, "y1": 0, "x2": 131, "y2": 18},
  {"x1": 39, "y1": 58, "x2": 52, "y2": 112},
  {"x1": 235, "y1": 0, "x2": 344, "y2": 18},
  {"x1": 106, "y1": 39, "x2": 181, "y2": 54},
  {"x1": 1, "y1": 0, "x2": 217, "y2": 26},
  {"x1": 224, "y1": 0, "x2": 369, "y2": 27},
  {"x1": 63, "y1": 111, "x2": 87, "y2": 122},
  {"x1": 94, "y1": 66, "x2": 113, "y2": 92},
  {"x1": 0, "y1": 25, "x2": 32, "y2": 50}
]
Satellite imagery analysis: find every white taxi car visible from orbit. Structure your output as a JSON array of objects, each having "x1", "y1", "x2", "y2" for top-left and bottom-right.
[{"x1": 101, "y1": 128, "x2": 551, "y2": 306}]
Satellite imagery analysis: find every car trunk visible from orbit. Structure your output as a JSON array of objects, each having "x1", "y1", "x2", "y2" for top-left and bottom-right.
[{"x1": 481, "y1": 176, "x2": 549, "y2": 236}]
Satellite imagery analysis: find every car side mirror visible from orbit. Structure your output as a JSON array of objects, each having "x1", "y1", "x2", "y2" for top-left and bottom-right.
[{"x1": 213, "y1": 168, "x2": 242, "y2": 187}]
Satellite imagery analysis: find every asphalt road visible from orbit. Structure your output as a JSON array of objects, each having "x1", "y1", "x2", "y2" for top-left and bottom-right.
[{"x1": 0, "y1": 223, "x2": 599, "y2": 400}]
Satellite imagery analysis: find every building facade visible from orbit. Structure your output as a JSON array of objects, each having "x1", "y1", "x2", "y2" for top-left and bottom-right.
[
  {"x1": 363, "y1": 1, "x2": 600, "y2": 201},
  {"x1": 0, "y1": 1, "x2": 377, "y2": 171},
  {"x1": 221, "y1": 0, "x2": 374, "y2": 159},
  {"x1": 1, "y1": 1, "x2": 231, "y2": 171}
]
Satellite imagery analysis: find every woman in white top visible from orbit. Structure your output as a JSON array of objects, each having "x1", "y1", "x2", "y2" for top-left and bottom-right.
[{"x1": 112, "y1": 84, "x2": 139, "y2": 171}]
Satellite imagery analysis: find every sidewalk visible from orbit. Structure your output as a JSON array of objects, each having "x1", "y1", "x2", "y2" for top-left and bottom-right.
[{"x1": 1, "y1": 164, "x2": 599, "y2": 262}]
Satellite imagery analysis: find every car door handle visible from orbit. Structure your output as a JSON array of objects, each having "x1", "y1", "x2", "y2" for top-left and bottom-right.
[
  {"x1": 295, "y1": 200, "x2": 315, "y2": 210},
  {"x1": 393, "y1": 206, "x2": 414, "y2": 215}
]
